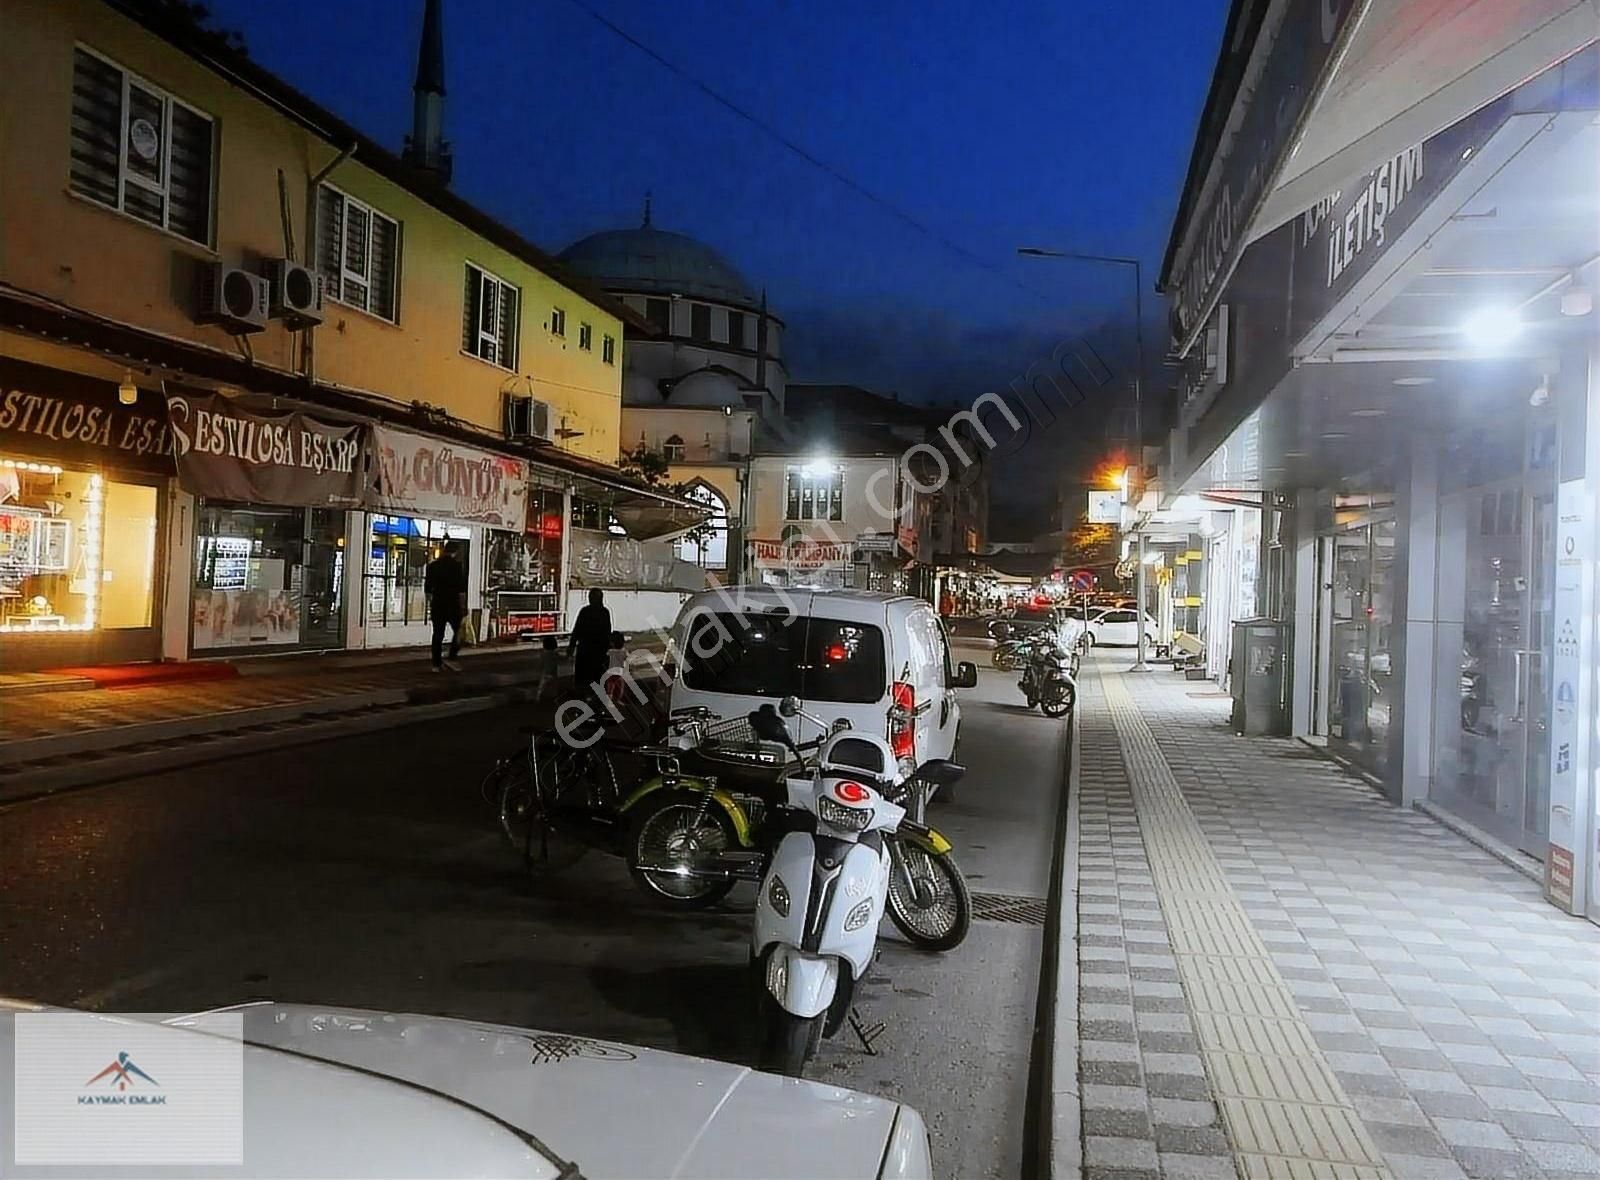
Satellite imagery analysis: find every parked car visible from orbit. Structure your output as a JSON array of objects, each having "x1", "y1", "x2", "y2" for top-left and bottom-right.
[
  {"x1": 1085, "y1": 608, "x2": 1160, "y2": 648},
  {"x1": 668, "y1": 588, "x2": 976, "y2": 769},
  {"x1": 0, "y1": 999, "x2": 933, "y2": 1178}
]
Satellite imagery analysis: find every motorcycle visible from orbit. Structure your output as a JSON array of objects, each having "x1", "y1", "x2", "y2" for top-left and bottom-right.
[
  {"x1": 1018, "y1": 635, "x2": 1078, "y2": 718},
  {"x1": 748, "y1": 699, "x2": 969, "y2": 1076},
  {"x1": 992, "y1": 637, "x2": 1029, "y2": 670}
]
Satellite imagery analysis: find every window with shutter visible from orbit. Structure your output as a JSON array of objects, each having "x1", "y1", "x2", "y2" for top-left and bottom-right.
[
  {"x1": 68, "y1": 48, "x2": 214, "y2": 246},
  {"x1": 691, "y1": 303, "x2": 711, "y2": 341},
  {"x1": 602, "y1": 335, "x2": 616, "y2": 365},
  {"x1": 463, "y1": 263, "x2": 520, "y2": 370},
  {"x1": 316, "y1": 185, "x2": 400, "y2": 323}
]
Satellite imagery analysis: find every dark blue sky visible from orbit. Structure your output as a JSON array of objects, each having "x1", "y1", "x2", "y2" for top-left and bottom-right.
[{"x1": 214, "y1": 0, "x2": 1224, "y2": 416}]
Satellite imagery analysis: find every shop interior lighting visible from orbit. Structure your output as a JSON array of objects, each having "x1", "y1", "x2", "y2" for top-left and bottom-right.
[
  {"x1": 1460, "y1": 305, "x2": 1523, "y2": 350},
  {"x1": 118, "y1": 371, "x2": 139, "y2": 406},
  {"x1": 0, "y1": 470, "x2": 101, "y2": 633},
  {"x1": 0, "y1": 459, "x2": 64, "y2": 474}
]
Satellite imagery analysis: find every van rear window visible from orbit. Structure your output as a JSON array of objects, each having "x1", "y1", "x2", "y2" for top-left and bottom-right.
[{"x1": 681, "y1": 613, "x2": 886, "y2": 704}]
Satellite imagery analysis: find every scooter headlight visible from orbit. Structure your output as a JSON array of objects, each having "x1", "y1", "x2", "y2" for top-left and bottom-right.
[
  {"x1": 843, "y1": 898, "x2": 875, "y2": 932},
  {"x1": 767, "y1": 874, "x2": 791, "y2": 917},
  {"x1": 817, "y1": 795, "x2": 873, "y2": 832}
]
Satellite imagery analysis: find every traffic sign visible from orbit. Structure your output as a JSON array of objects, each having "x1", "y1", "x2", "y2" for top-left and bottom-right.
[{"x1": 1069, "y1": 569, "x2": 1095, "y2": 593}]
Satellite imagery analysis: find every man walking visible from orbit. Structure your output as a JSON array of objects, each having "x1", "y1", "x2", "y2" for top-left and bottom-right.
[
  {"x1": 425, "y1": 540, "x2": 468, "y2": 671},
  {"x1": 567, "y1": 587, "x2": 612, "y2": 698}
]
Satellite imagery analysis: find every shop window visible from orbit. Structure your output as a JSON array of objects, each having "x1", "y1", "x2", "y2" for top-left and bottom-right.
[
  {"x1": 485, "y1": 488, "x2": 564, "y2": 639},
  {"x1": 194, "y1": 505, "x2": 344, "y2": 651},
  {"x1": 101, "y1": 482, "x2": 157, "y2": 628},
  {"x1": 69, "y1": 47, "x2": 215, "y2": 245},
  {"x1": 365, "y1": 515, "x2": 470, "y2": 629}
]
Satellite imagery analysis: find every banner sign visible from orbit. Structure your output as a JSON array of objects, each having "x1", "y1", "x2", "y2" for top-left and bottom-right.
[
  {"x1": 1086, "y1": 490, "x2": 1121, "y2": 523},
  {"x1": 167, "y1": 391, "x2": 366, "y2": 508},
  {"x1": 0, "y1": 358, "x2": 173, "y2": 474},
  {"x1": 1169, "y1": 0, "x2": 1362, "y2": 355},
  {"x1": 373, "y1": 427, "x2": 528, "y2": 528},
  {"x1": 570, "y1": 527, "x2": 703, "y2": 591},
  {"x1": 750, "y1": 539, "x2": 852, "y2": 570}
]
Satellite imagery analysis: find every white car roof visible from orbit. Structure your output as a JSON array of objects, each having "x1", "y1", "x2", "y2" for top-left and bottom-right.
[{"x1": 678, "y1": 586, "x2": 927, "y2": 621}]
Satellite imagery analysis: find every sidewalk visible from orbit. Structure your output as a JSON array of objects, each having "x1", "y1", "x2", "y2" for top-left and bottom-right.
[{"x1": 1070, "y1": 652, "x2": 1600, "y2": 1180}]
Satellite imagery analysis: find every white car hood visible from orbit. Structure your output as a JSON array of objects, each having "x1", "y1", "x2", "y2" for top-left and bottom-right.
[{"x1": 189, "y1": 1002, "x2": 930, "y2": 1180}]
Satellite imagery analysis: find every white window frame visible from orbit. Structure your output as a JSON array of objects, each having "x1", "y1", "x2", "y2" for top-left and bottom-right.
[
  {"x1": 578, "y1": 321, "x2": 592, "y2": 350},
  {"x1": 551, "y1": 307, "x2": 566, "y2": 337},
  {"x1": 602, "y1": 334, "x2": 616, "y2": 365},
  {"x1": 74, "y1": 44, "x2": 215, "y2": 246},
  {"x1": 320, "y1": 183, "x2": 400, "y2": 323},
  {"x1": 464, "y1": 261, "x2": 520, "y2": 371}
]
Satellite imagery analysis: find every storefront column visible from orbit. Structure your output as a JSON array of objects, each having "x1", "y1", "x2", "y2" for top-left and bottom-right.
[
  {"x1": 343, "y1": 510, "x2": 365, "y2": 652},
  {"x1": 1548, "y1": 340, "x2": 1600, "y2": 919},
  {"x1": 1398, "y1": 447, "x2": 1440, "y2": 806},
  {"x1": 161, "y1": 488, "x2": 195, "y2": 662},
  {"x1": 1290, "y1": 490, "x2": 1318, "y2": 737},
  {"x1": 559, "y1": 486, "x2": 575, "y2": 632}
]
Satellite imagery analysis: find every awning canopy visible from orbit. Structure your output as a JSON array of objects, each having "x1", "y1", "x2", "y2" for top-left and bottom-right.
[{"x1": 1162, "y1": 0, "x2": 1600, "y2": 357}]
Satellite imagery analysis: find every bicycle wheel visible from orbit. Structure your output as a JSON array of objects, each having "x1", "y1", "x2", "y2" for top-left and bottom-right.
[
  {"x1": 886, "y1": 839, "x2": 971, "y2": 952},
  {"x1": 515, "y1": 736, "x2": 611, "y2": 875}
]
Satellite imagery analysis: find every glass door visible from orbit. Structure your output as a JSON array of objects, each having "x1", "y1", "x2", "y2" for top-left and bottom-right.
[{"x1": 300, "y1": 508, "x2": 346, "y2": 650}]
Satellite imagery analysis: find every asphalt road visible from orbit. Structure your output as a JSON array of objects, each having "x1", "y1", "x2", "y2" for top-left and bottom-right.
[{"x1": 0, "y1": 641, "x2": 1066, "y2": 1179}]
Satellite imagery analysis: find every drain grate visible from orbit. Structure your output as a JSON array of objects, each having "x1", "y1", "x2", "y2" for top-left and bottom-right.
[{"x1": 970, "y1": 891, "x2": 1049, "y2": 925}]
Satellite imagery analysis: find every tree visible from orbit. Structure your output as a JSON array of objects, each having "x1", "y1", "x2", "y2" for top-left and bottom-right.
[
  {"x1": 617, "y1": 444, "x2": 716, "y2": 556},
  {"x1": 141, "y1": 1, "x2": 249, "y2": 55}
]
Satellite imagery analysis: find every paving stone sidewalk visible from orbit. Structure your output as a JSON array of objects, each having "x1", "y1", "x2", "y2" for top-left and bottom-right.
[{"x1": 1076, "y1": 652, "x2": 1600, "y2": 1180}]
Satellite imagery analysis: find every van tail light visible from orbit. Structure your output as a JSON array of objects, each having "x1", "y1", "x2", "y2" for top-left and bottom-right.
[{"x1": 889, "y1": 680, "x2": 916, "y2": 760}]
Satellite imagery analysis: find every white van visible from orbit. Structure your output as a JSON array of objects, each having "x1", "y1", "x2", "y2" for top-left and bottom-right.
[{"x1": 667, "y1": 587, "x2": 978, "y2": 770}]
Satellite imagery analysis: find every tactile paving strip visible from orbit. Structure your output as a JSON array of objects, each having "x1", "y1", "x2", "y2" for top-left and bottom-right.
[{"x1": 1099, "y1": 672, "x2": 1393, "y2": 1179}]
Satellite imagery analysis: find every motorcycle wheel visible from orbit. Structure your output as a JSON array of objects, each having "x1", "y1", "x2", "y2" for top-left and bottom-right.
[
  {"x1": 1041, "y1": 682, "x2": 1075, "y2": 718},
  {"x1": 756, "y1": 990, "x2": 823, "y2": 1077},
  {"x1": 626, "y1": 792, "x2": 739, "y2": 908},
  {"x1": 886, "y1": 840, "x2": 972, "y2": 952}
]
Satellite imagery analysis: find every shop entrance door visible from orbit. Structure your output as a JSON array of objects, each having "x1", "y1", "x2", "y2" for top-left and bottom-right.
[
  {"x1": 1434, "y1": 476, "x2": 1555, "y2": 856},
  {"x1": 299, "y1": 508, "x2": 346, "y2": 650},
  {"x1": 1326, "y1": 519, "x2": 1397, "y2": 778}
]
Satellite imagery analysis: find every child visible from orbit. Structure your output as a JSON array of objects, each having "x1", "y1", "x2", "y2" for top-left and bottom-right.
[
  {"x1": 604, "y1": 631, "x2": 628, "y2": 703},
  {"x1": 537, "y1": 634, "x2": 560, "y2": 701}
]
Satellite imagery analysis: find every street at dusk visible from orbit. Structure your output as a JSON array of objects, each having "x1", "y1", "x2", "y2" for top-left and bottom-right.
[{"x1": 3, "y1": 1, "x2": 1600, "y2": 1178}]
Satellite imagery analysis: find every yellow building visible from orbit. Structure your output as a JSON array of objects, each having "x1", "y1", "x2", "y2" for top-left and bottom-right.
[{"x1": 0, "y1": 0, "x2": 677, "y2": 670}]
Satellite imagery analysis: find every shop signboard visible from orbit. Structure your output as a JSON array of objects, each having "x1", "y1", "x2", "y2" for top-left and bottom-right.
[
  {"x1": 373, "y1": 427, "x2": 527, "y2": 529},
  {"x1": 1086, "y1": 491, "x2": 1121, "y2": 523},
  {"x1": 752, "y1": 538, "x2": 853, "y2": 571},
  {"x1": 1169, "y1": 0, "x2": 1363, "y2": 355},
  {"x1": 1547, "y1": 476, "x2": 1593, "y2": 913},
  {"x1": 0, "y1": 358, "x2": 173, "y2": 474},
  {"x1": 1289, "y1": 96, "x2": 1512, "y2": 349},
  {"x1": 167, "y1": 391, "x2": 366, "y2": 507},
  {"x1": 570, "y1": 527, "x2": 699, "y2": 591}
]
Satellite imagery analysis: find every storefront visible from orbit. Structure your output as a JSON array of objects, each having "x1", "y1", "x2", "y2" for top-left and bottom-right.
[
  {"x1": 483, "y1": 482, "x2": 565, "y2": 640},
  {"x1": 361, "y1": 426, "x2": 527, "y2": 649},
  {"x1": 1316, "y1": 501, "x2": 1398, "y2": 779},
  {"x1": 0, "y1": 358, "x2": 171, "y2": 670},
  {"x1": 750, "y1": 536, "x2": 853, "y2": 590},
  {"x1": 169, "y1": 387, "x2": 368, "y2": 658}
]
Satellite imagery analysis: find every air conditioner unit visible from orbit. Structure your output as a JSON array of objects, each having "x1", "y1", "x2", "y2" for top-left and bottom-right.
[
  {"x1": 197, "y1": 263, "x2": 269, "y2": 334},
  {"x1": 505, "y1": 394, "x2": 555, "y2": 443},
  {"x1": 265, "y1": 259, "x2": 323, "y2": 328}
]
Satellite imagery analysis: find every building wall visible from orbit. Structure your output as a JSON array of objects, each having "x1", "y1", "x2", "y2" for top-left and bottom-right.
[
  {"x1": 747, "y1": 454, "x2": 902, "y2": 543},
  {"x1": 0, "y1": 0, "x2": 623, "y2": 464}
]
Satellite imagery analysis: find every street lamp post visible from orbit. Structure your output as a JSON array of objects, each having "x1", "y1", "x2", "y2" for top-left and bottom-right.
[{"x1": 1018, "y1": 246, "x2": 1151, "y2": 671}]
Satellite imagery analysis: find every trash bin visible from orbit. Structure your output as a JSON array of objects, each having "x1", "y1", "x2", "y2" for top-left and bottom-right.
[{"x1": 1229, "y1": 618, "x2": 1288, "y2": 735}]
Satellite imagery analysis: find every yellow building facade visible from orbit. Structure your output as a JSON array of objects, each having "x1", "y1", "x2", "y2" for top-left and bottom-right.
[{"x1": 0, "y1": 0, "x2": 652, "y2": 669}]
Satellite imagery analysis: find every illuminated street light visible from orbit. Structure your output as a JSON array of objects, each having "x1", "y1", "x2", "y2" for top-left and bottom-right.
[{"x1": 1461, "y1": 305, "x2": 1522, "y2": 350}]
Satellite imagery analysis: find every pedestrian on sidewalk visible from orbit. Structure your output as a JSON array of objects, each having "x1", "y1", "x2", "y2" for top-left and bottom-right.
[
  {"x1": 567, "y1": 588, "x2": 611, "y2": 699},
  {"x1": 425, "y1": 540, "x2": 468, "y2": 672}
]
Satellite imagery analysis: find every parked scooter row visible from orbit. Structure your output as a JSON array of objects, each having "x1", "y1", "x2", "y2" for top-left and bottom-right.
[
  {"x1": 488, "y1": 701, "x2": 972, "y2": 958},
  {"x1": 1016, "y1": 631, "x2": 1085, "y2": 717}
]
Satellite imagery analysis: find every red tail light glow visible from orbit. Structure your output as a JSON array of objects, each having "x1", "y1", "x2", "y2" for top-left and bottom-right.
[{"x1": 889, "y1": 680, "x2": 915, "y2": 760}]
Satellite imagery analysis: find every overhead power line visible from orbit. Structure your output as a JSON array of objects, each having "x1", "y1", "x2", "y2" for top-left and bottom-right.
[{"x1": 562, "y1": 0, "x2": 1059, "y2": 304}]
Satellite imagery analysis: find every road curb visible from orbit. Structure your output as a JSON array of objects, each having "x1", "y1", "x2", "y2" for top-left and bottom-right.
[
  {"x1": 1028, "y1": 704, "x2": 1081, "y2": 1180},
  {"x1": 0, "y1": 690, "x2": 525, "y2": 806}
]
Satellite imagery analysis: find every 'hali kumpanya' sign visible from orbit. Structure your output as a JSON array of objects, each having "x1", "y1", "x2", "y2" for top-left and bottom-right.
[
  {"x1": 166, "y1": 390, "x2": 367, "y2": 507},
  {"x1": 373, "y1": 426, "x2": 528, "y2": 529}
]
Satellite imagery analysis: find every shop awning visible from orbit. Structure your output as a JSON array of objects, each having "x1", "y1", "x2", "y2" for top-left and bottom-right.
[{"x1": 1162, "y1": 0, "x2": 1599, "y2": 357}]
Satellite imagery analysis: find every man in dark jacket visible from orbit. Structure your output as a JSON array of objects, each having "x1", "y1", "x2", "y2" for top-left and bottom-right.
[
  {"x1": 567, "y1": 588, "x2": 612, "y2": 696},
  {"x1": 424, "y1": 540, "x2": 468, "y2": 671}
]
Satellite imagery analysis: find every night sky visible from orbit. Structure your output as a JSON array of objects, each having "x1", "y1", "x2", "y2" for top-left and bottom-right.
[{"x1": 210, "y1": 0, "x2": 1227, "y2": 490}]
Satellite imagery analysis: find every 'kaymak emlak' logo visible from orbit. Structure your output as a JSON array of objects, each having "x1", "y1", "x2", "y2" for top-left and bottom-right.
[{"x1": 79, "y1": 1052, "x2": 166, "y2": 1106}]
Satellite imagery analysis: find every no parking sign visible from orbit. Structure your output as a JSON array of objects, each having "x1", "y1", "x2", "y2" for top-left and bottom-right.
[{"x1": 1069, "y1": 569, "x2": 1095, "y2": 593}]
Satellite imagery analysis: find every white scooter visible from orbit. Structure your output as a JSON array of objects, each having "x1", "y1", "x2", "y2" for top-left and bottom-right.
[{"x1": 747, "y1": 699, "x2": 913, "y2": 1076}]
